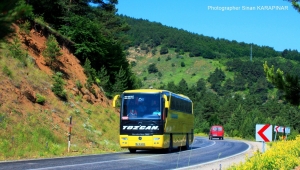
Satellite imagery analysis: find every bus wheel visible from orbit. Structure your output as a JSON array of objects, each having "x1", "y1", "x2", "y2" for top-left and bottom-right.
[
  {"x1": 129, "y1": 149, "x2": 136, "y2": 153},
  {"x1": 185, "y1": 133, "x2": 190, "y2": 150},
  {"x1": 168, "y1": 134, "x2": 173, "y2": 153}
]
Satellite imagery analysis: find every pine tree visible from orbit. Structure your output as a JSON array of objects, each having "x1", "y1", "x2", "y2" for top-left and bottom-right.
[
  {"x1": 264, "y1": 61, "x2": 300, "y2": 105},
  {"x1": 287, "y1": 0, "x2": 300, "y2": 12},
  {"x1": 43, "y1": 35, "x2": 62, "y2": 66},
  {"x1": 178, "y1": 79, "x2": 188, "y2": 95},
  {"x1": 112, "y1": 67, "x2": 128, "y2": 93},
  {"x1": 52, "y1": 72, "x2": 67, "y2": 100},
  {"x1": 96, "y1": 66, "x2": 110, "y2": 90},
  {"x1": 0, "y1": 0, "x2": 33, "y2": 38}
]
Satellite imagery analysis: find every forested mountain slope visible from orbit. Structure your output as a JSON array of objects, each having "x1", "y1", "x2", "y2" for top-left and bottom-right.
[
  {"x1": 120, "y1": 15, "x2": 300, "y2": 139},
  {"x1": 120, "y1": 15, "x2": 300, "y2": 60}
]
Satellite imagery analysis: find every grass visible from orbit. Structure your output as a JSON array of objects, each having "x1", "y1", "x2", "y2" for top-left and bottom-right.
[
  {"x1": 0, "y1": 96, "x2": 121, "y2": 160},
  {"x1": 130, "y1": 47, "x2": 273, "y2": 91},
  {"x1": 0, "y1": 112, "x2": 63, "y2": 159},
  {"x1": 130, "y1": 47, "x2": 227, "y2": 88}
]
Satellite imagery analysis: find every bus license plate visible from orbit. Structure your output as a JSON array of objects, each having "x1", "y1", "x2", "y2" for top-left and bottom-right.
[{"x1": 136, "y1": 143, "x2": 145, "y2": 146}]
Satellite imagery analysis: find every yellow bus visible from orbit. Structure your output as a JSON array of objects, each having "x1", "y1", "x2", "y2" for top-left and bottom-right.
[{"x1": 113, "y1": 89, "x2": 194, "y2": 153}]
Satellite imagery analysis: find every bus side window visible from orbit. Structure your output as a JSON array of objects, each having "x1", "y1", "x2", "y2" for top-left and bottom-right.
[{"x1": 165, "y1": 108, "x2": 168, "y2": 118}]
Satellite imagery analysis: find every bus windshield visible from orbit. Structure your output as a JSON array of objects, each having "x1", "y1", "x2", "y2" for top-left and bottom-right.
[{"x1": 122, "y1": 93, "x2": 161, "y2": 120}]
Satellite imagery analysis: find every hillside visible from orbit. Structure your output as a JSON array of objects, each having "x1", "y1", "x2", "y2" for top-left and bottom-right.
[
  {"x1": 123, "y1": 17, "x2": 300, "y2": 140},
  {"x1": 127, "y1": 46, "x2": 226, "y2": 88},
  {"x1": 0, "y1": 24, "x2": 121, "y2": 161}
]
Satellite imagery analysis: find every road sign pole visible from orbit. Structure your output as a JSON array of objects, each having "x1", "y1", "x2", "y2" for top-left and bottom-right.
[
  {"x1": 274, "y1": 132, "x2": 277, "y2": 142},
  {"x1": 283, "y1": 127, "x2": 285, "y2": 140},
  {"x1": 262, "y1": 141, "x2": 265, "y2": 153}
]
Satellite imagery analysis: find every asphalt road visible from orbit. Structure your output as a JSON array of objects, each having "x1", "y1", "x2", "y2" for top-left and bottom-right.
[{"x1": 0, "y1": 137, "x2": 249, "y2": 170}]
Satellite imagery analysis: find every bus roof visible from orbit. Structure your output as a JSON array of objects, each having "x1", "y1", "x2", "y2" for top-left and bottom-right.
[
  {"x1": 123, "y1": 89, "x2": 192, "y2": 101},
  {"x1": 123, "y1": 89, "x2": 167, "y2": 93}
]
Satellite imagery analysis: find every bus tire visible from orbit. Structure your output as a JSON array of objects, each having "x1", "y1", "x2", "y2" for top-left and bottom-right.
[
  {"x1": 185, "y1": 133, "x2": 190, "y2": 150},
  {"x1": 168, "y1": 134, "x2": 173, "y2": 153},
  {"x1": 129, "y1": 149, "x2": 136, "y2": 153}
]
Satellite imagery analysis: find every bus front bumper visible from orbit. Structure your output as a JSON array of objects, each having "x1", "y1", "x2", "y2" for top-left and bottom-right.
[{"x1": 120, "y1": 135, "x2": 165, "y2": 149}]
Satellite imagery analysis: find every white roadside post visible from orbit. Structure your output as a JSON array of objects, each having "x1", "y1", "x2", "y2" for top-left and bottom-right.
[{"x1": 68, "y1": 116, "x2": 72, "y2": 153}]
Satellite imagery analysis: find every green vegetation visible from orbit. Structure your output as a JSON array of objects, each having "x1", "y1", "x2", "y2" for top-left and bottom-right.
[
  {"x1": 1, "y1": 1, "x2": 300, "y2": 169},
  {"x1": 2, "y1": 65, "x2": 12, "y2": 78},
  {"x1": 35, "y1": 93, "x2": 46, "y2": 105},
  {"x1": 121, "y1": 11, "x2": 300, "y2": 142},
  {"x1": 228, "y1": 136, "x2": 300, "y2": 169},
  {"x1": 264, "y1": 61, "x2": 300, "y2": 106},
  {"x1": 125, "y1": 32, "x2": 300, "y2": 141},
  {"x1": 131, "y1": 48, "x2": 223, "y2": 86},
  {"x1": 25, "y1": 0, "x2": 141, "y2": 97},
  {"x1": 121, "y1": 16, "x2": 280, "y2": 59},
  {"x1": 0, "y1": 0, "x2": 33, "y2": 39},
  {"x1": 0, "y1": 39, "x2": 122, "y2": 160},
  {"x1": 42, "y1": 35, "x2": 62, "y2": 66},
  {"x1": 8, "y1": 38, "x2": 28, "y2": 65},
  {"x1": 51, "y1": 72, "x2": 67, "y2": 100}
]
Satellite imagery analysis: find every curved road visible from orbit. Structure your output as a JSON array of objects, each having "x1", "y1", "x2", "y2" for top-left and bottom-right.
[{"x1": 0, "y1": 137, "x2": 249, "y2": 170}]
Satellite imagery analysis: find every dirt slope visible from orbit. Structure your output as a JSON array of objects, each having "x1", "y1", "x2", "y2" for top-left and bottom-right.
[
  {"x1": 0, "y1": 24, "x2": 119, "y2": 160},
  {"x1": 12, "y1": 23, "x2": 110, "y2": 110}
]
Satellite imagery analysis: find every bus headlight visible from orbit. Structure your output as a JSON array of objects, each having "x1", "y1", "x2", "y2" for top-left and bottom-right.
[
  {"x1": 153, "y1": 138, "x2": 160, "y2": 140},
  {"x1": 121, "y1": 137, "x2": 128, "y2": 140}
]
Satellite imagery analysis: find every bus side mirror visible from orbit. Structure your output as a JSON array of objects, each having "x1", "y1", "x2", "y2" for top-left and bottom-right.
[
  {"x1": 163, "y1": 95, "x2": 169, "y2": 109},
  {"x1": 113, "y1": 95, "x2": 120, "y2": 108}
]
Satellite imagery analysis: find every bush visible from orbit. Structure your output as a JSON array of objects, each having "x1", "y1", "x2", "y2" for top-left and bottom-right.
[
  {"x1": 160, "y1": 46, "x2": 168, "y2": 55},
  {"x1": 36, "y1": 93, "x2": 46, "y2": 104},
  {"x1": 152, "y1": 49, "x2": 157, "y2": 55},
  {"x1": 8, "y1": 38, "x2": 27, "y2": 65},
  {"x1": 148, "y1": 63, "x2": 158, "y2": 73},
  {"x1": 158, "y1": 72, "x2": 162, "y2": 78},
  {"x1": 165, "y1": 56, "x2": 171, "y2": 61},
  {"x1": 228, "y1": 135, "x2": 300, "y2": 170},
  {"x1": 75, "y1": 80, "x2": 83, "y2": 89},
  {"x1": 43, "y1": 35, "x2": 62, "y2": 65},
  {"x1": 2, "y1": 66, "x2": 12, "y2": 77},
  {"x1": 20, "y1": 20, "x2": 31, "y2": 35},
  {"x1": 130, "y1": 61, "x2": 137, "y2": 67},
  {"x1": 140, "y1": 43, "x2": 147, "y2": 50},
  {"x1": 181, "y1": 62, "x2": 185, "y2": 67},
  {"x1": 52, "y1": 72, "x2": 67, "y2": 100}
]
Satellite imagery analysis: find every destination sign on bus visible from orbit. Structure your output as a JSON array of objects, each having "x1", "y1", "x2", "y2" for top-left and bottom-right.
[
  {"x1": 122, "y1": 126, "x2": 159, "y2": 130},
  {"x1": 124, "y1": 95, "x2": 134, "y2": 99}
]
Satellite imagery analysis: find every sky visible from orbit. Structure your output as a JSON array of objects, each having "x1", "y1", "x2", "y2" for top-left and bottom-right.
[{"x1": 116, "y1": 0, "x2": 300, "y2": 52}]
